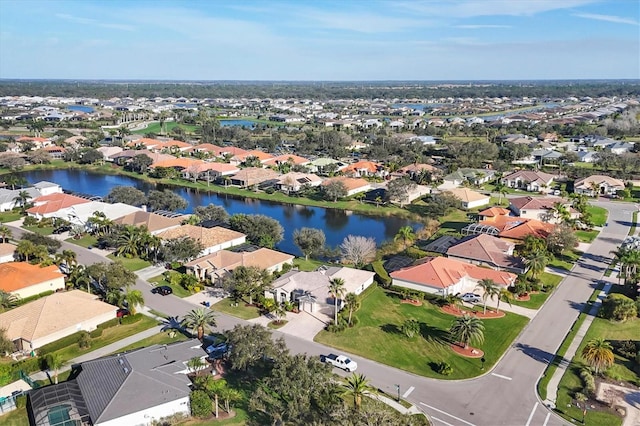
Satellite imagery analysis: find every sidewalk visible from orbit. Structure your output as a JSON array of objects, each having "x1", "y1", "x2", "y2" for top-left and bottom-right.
[
  {"x1": 136, "y1": 264, "x2": 168, "y2": 281},
  {"x1": 370, "y1": 392, "x2": 422, "y2": 416},
  {"x1": 544, "y1": 281, "x2": 613, "y2": 408}
]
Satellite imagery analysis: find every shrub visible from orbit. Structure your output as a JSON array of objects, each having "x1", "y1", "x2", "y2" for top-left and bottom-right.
[
  {"x1": 579, "y1": 368, "x2": 596, "y2": 395},
  {"x1": 37, "y1": 331, "x2": 85, "y2": 356},
  {"x1": 16, "y1": 291, "x2": 55, "y2": 307},
  {"x1": 78, "y1": 331, "x2": 91, "y2": 349},
  {"x1": 601, "y1": 293, "x2": 637, "y2": 321},
  {"x1": 120, "y1": 313, "x2": 143, "y2": 325},
  {"x1": 15, "y1": 395, "x2": 27, "y2": 409},
  {"x1": 189, "y1": 390, "x2": 211, "y2": 418},
  {"x1": 405, "y1": 246, "x2": 428, "y2": 259},
  {"x1": 89, "y1": 328, "x2": 103, "y2": 338},
  {"x1": 372, "y1": 260, "x2": 391, "y2": 288},
  {"x1": 23, "y1": 216, "x2": 38, "y2": 226},
  {"x1": 436, "y1": 361, "x2": 453, "y2": 376}
]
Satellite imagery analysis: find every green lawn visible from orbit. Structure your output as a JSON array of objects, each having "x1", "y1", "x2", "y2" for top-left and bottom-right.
[
  {"x1": 65, "y1": 234, "x2": 98, "y2": 248},
  {"x1": 586, "y1": 205, "x2": 608, "y2": 227},
  {"x1": 113, "y1": 329, "x2": 190, "y2": 353},
  {"x1": 106, "y1": 254, "x2": 151, "y2": 271},
  {"x1": 131, "y1": 122, "x2": 199, "y2": 135},
  {"x1": 24, "y1": 225, "x2": 54, "y2": 235},
  {"x1": 315, "y1": 286, "x2": 529, "y2": 379},
  {"x1": 0, "y1": 210, "x2": 22, "y2": 223},
  {"x1": 213, "y1": 298, "x2": 262, "y2": 320},
  {"x1": 511, "y1": 272, "x2": 563, "y2": 309},
  {"x1": 148, "y1": 272, "x2": 192, "y2": 298},
  {"x1": 575, "y1": 229, "x2": 599, "y2": 243},
  {"x1": 293, "y1": 257, "x2": 325, "y2": 272},
  {"x1": 0, "y1": 407, "x2": 29, "y2": 426},
  {"x1": 548, "y1": 251, "x2": 582, "y2": 271}
]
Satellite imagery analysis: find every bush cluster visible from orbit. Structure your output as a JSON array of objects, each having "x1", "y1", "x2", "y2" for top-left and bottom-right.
[
  {"x1": 435, "y1": 361, "x2": 453, "y2": 376},
  {"x1": 371, "y1": 260, "x2": 391, "y2": 288},
  {"x1": 579, "y1": 368, "x2": 596, "y2": 395}
]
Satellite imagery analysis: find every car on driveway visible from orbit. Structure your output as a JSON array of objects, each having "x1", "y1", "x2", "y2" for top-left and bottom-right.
[
  {"x1": 460, "y1": 293, "x2": 481, "y2": 303},
  {"x1": 116, "y1": 308, "x2": 130, "y2": 318},
  {"x1": 53, "y1": 225, "x2": 72, "y2": 234},
  {"x1": 151, "y1": 285, "x2": 173, "y2": 296}
]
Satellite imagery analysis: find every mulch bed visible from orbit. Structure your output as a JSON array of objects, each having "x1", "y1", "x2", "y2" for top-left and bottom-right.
[
  {"x1": 440, "y1": 305, "x2": 505, "y2": 319},
  {"x1": 401, "y1": 299, "x2": 423, "y2": 306},
  {"x1": 450, "y1": 344, "x2": 484, "y2": 358},
  {"x1": 515, "y1": 294, "x2": 531, "y2": 301}
]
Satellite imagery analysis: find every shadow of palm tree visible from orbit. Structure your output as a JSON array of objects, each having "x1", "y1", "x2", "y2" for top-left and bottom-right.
[
  {"x1": 160, "y1": 316, "x2": 192, "y2": 337},
  {"x1": 380, "y1": 323, "x2": 401, "y2": 335},
  {"x1": 419, "y1": 323, "x2": 452, "y2": 345}
]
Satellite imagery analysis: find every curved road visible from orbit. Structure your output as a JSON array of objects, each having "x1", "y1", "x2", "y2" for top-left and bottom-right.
[{"x1": 6, "y1": 200, "x2": 633, "y2": 425}]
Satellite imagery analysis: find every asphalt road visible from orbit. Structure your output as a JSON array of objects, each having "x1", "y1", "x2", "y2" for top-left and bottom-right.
[{"x1": 6, "y1": 201, "x2": 634, "y2": 425}]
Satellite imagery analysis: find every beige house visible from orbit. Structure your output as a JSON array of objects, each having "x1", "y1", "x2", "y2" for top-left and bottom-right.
[
  {"x1": 0, "y1": 290, "x2": 117, "y2": 352},
  {"x1": 501, "y1": 170, "x2": 557, "y2": 193},
  {"x1": 0, "y1": 243, "x2": 15, "y2": 264},
  {"x1": 0, "y1": 262, "x2": 65, "y2": 298},
  {"x1": 509, "y1": 196, "x2": 579, "y2": 224},
  {"x1": 157, "y1": 225, "x2": 246, "y2": 257},
  {"x1": 229, "y1": 167, "x2": 280, "y2": 187},
  {"x1": 574, "y1": 175, "x2": 625, "y2": 197},
  {"x1": 185, "y1": 248, "x2": 294, "y2": 282},
  {"x1": 276, "y1": 172, "x2": 323, "y2": 193},
  {"x1": 114, "y1": 211, "x2": 186, "y2": 235},
  {"x1": 446, "y1": 188, "x2": 490, "y2": 209},
  {"x1": 322, "y1": 177, "x2": 371, "y2": 196}
]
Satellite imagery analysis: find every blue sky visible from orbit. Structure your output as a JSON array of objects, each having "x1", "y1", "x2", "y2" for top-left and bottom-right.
[{"x1": 0, "y1": 0, "x2": 638, "y2": 81}]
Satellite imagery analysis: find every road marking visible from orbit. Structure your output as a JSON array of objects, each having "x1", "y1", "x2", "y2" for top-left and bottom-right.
[
  {"x1": 543, "y1": 412, "x2": 551, "y2": 426},
  {"x1": 525, "y1": 402, "x2": 539, "y2": 426},
  {"x1": 491, "y1": 372, "x2": 512, "y2": 381},
  {"x1": 432, "y1": 416, "x2": 456, "y2": 426},
  {"x1": 420, "y1": 402, "x2": 477, "y2": 426},
  {"x1": 403, "y1": 386, "x2": 415, "y2": 398}
]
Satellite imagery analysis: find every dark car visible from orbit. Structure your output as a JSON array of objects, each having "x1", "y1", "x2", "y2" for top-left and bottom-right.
[
  {"x1": 116, "y1": 308, "x2": 130, "y2": 318},
  {"x1": 152, "y1": 285, "x2": 173, "y2": 296},
  {"x1": 53, "y1": 225, "x2": 71, "y2": 234}
]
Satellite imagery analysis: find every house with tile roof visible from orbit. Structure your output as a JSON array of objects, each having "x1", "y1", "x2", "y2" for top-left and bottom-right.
[
  {"x1": 0, "y1": 290, "x2": 117, "y2": 352},
  {"x1": 477, "y1": 207, "x2": 511, "y2": 220},
  {"x1": 183, "y1": 161, "x2": 240, "y2": 182},
  {"x1": 263, "y1": 154, "x2": 311, "y2": 167},
  {"x1": 0, "y1": 262, "x2": 66, "y2": 298},
  {"x1": 341, "y1": 160, "x2": 387, "y2": 178},
  {"x1": 322, "y1": 176, "x2": 371, "y2": 196},
  {"x1": 275, "y1": 172, "x2": 323, "y2": 193},
  {"x1": 509, "y1": 196, "x2": 579, "y2": 224},
  {"x1": 446, "y1": 188, "x2": 490, "y2": 209},
  {"x1": 185, "y1": 248, "x2": 294, "y2": 282},
  {"x1": 229, "y1": 149, "x2": 274, "y2": 165},
  {"x1": 501, "y1": 170, "x2": 557, "y2": 193},
  {"x1": 113, "y1": 211, "x2": 186, "y2": 235},
  {"x1": 462, "y1": 208, "x2": 555, "y2": 242},
  {"x1": 26, "y1": 192, "x2": 93, "y2": 218},
  {"x1": 574, "y1": 175, "x2": 626, "y2": 197},
  {"x1": 442, "y1": 168, "x2": 496, "y2": 188},
  {"x1": 229, "y1": 167, "x2": 280, "y2": 188},
  {"x1": 157, "y1": 225, "x2": 246, "y2": 257},
  {"x1": 27, "y1": 339, "x2": 205, "y2": 426},
  {"x1": 390, "y1": 257, "x2": 517, "y2": 297},
  {"x1": 446, "y1": 234, "x2": 525, "y2": 274}
]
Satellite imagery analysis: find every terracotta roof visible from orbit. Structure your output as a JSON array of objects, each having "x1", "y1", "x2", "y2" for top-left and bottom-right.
[
  {"x1": 481, "y1": 216, "x2": 554, "y2": 240},
  {"x1": 509, "y1": 196, "x2": 569, "y2": 211},
  {"x1": 151, "y1": 157, "x2": 199, "y2": 169},
  {"x1": 113, "y1": 211, "x2": 185, "y2": 233},
  {"x1": 478, "y1": 207, "x2": 511, "y2": 217},
  {"x1": 397, "y1": 163, "x2": 439, "y2": 174},
  {"x1": 322, "y1": 176, "x2": 370, "y2": 191},
  {"x1": 0, "y1": 262, "x2": 64, "y2": 292},
  {"x1": 0, "y1": 290, "x2": 117, "y2": 343},
  {"x1": 503, "y1": 170, "x2": 557, "y2": 183},
  {"x1": 27, "y1": 193, "x2": 90, "y2": 216},
  {"x1": 574, "y1": 175, "x2": 625, "y2": 189},
  {"x1": 263, "y1": 154, "x2": 311, "y2": 166},
  {"x1": 446, "y1": 234, "x2": 523, "y2": 270},
  {"x1": 111, "y1": 150, "x2": 175, "y2": 163},
  {"x1": 185, "y1": 248, "x2": 293, "y2": 272},
  {"x1": 342, "y1": 161, "x2": 381, "y2": 174},
  {"x1": 216, "y1": 146, "x2": 248, "y2": 157},
  {"x1": 161, "y1": 140, "x2": 192, "y2": 149},
  {"x1": 157, "y1": 225, "x2": 245, "y2": 248},
  {"x1": 390, "y1": 256, "x2": 516, "y2": 289},
  {"x1": 447, "y1": 188, "x2": 490, "y2": 203},
  {"x1": 189, "y1": 143, "x2": 223, "y2": 153},
  {"x1": 129, "y1": 138, "x2": 163, "y2": 148}
]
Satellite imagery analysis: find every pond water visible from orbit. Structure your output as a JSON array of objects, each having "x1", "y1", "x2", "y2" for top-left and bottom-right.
[
  {"x1": 21, "y1": 169, "x2": 419, "y2": 256},
  {"x1": 219, "y1": 119, "x2": 256, "y2": 128},
  {"x1": 66, "y1": 105, "x2": 94, "y2": 113}
]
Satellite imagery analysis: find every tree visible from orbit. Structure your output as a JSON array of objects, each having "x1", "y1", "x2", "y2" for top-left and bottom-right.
[
  {"x1": 226, "y1": 324, "x2": 288, "y2": 371},
  {"x1": 190, "y1": 390, "x2": 212, "y2": 418},
  {"x1": 0, "y1": 290, "x2": 19, "y2": 311},
  {"x1": 194, "y1": 375, "x2": 226, "y2": 418},
  {"x1": 475, "y1": 279, "x2": 499, "y2": 314},
  {"x1": 328, "y1": 277, "x2": 346, "y2": 324},
  {"x1": 322, "y1": 180, "x2": 348, "y2": 202},
  {"x1": 524, "y1": 250, "x2": 551, "y2": 281},
  {"x1": 162, "y1": 236, "x2": 204, "y2": 263},
  {"x1": 0, "y1": 225, "x2": 12, "y2": 243},
  {"x1": 229, "y1": 214, "x2": 284, "y2": 248},
  {"x1": 340, "y1": 235, "x2": 376, "y2": 268},
  {"x1": 342, "y1": 373, "x2": 374, "y2": 410},
  {"x1": 194, "y1": 204, "x2": 229, "y2": 224},
  {"x1": 493, "y1": 180, "x2": 508, "y2": 204},
  {"x1": 15, "y1": 239, "x2": 37, "y2": 262},
  {"x1": 13, "y1": 190, "x2": 32, "y2": 212},
  {"x1": 449, "y1": 314, "x2": 485, "y2": 349},
  {"x1": 387, "y1": 177, "x2": 417, "y2": 207},
  {"x1": 546, "y1": 223, "x2": 578, "y2": 255},
  {"x1": 124, "y1": 289, "x2": 144, "y2": 315},
  {"x1": 223, "y1": 266, "x2": 272, "y2": 305},
  {"x1": 293, "y1": 227, "x2": 326, "y2": 260},
  {"x1": 147, "y1": 189, "x2": 188, "y2": 212},
  {"x1": 21, "y1": 232, "x2": 61, "y2": 254},
  {"x1": 344, "y1": 292, "x2": 359, "y2": 326},
  {"x1": 601, "y1": 293, "x2": 637, "y2": 321},
  {"x1": 0, "y1": 328, "x2": 14, "y2": 355},
  {"x1": 219, "y1": 386, "x2": 242, "y2": 414},
  {"x1": 86, "y1": 261, "x2": 136, "y2": 292},
  {"x1": 105, "y1": 186, "x2": 147, "y2": 206},
  {"x1": 79, "y1": 148, "x2": 103, "y2": 164},
  {"x1": 87, "y1": 211, "x2": 114, "y2": 237},
  {"x1": 394, "y1": 226, "x2": 415, "y2": 250},
  {"x1": 401, "y1": 319, "x2": 420, "y2": 338},
  {"x1": 182, "y1": 308, "x2": 217, "y2": 340},
  {"x1": 46, "y1": 353, "x2": 64, "y2": 384},
  {"x1": 28, "y1": 149, "x2": 51, "y2": 165},
  {"x1": 581, "y1": 338, "x2": 614, "y2": 375},
  {"x1": 114, "y1": 225, "x2": 144, "y2": 258},
  {"x1": 496, "y1": 288, "x2": 513, "y2": 313}
]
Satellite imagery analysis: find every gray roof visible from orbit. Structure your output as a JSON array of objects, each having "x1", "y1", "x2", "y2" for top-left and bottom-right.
[
  {"x1": 0, "y1": 187, "x2": 41, "y2": 204},
  {"x1": 33, "y1": 181, "x2": 60, "y2": 189}
]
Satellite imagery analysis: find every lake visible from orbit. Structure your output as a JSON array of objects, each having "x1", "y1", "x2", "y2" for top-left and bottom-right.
[
  {"x1": 219, "y1": 119, "x2": 256, "y2": 128},
  {"x1": 67, "y1": 105, "x2": 94, "y2": 113},
  {"x1": 21, "y1": 169, "x2": 419, "y2": 256}
]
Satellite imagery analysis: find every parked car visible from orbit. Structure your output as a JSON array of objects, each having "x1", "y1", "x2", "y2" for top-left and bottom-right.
[
  {"x1": 53, "y1": 225, "x2": 71, "y2": 234},
  {"x1": 320, "y1": 354, "x2": 358, "y2": 372},
  {"x1": 151, "y1": 285, "x2": 173, "y2": 296},
  {"x1": 460, "y1": 293, "x2": 481, "y2": 303},
  {"x1": 116, "y1": 308, "x2": 130, "y2": 318}
]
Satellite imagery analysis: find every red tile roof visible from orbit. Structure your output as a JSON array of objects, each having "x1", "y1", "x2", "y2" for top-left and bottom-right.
[
  {"x1": 27, "y1": 193, "x2": 90, "y2": 216},
  {"x1": 0, "y1": 262, "x2": 64, "y2": 292}
]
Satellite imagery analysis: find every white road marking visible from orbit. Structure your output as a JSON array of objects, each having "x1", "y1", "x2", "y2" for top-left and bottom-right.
[
  {"x1": 525, "y1": 402, "x2": 539, "y2": 426},
  {"x1": 543, "y1": 412, "x2": 551, "y2": 426},
  {"x1": 491, "y1": 372, "x2": 512, "y2": 381},
  {"x1": 420, "y1": 402, "x2": 477, "y2": 426},
  {"x1": 432, "y1": 416, "x2": 456, "y2": 426},
  {"x1": 403, "y1": 386, "x2": 415, "y2": 398}
]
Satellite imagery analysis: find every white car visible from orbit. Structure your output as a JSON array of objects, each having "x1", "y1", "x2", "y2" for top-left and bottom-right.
[{"x1": 460, "y1": 293, "x2": 481, "y2": 303}]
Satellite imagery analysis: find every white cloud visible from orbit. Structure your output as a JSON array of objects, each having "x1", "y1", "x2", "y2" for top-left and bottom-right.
[
  {"x1": 56, "y1": 13, "x2": 135, "y2": 32},
  {"x1": 574, "y1": 13, "x2": 639, "y2": 26}
]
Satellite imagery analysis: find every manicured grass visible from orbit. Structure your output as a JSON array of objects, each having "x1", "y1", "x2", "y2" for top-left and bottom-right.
[
  {"x1": 113, "y1": 329, "x2": 190, "y2": 353},
  {"x1": 0, "y1": 210, "x2": 22, "y2": 223},
  {"x1": 35, "y1": 369, "x2": 73, "y2": 387},
  {"x1": 65, "y1": 234, "x2": 98, "y2": 248},
  {"x1": 131, "y1": 121, "x2": 198, "y2": 135},
  {"x1": 575, "y1": 229, "x2": 599, "y2": 243},
  {"x1": 0, "y1": 407, "x2": 29, "y2": 426},
  {"x1": 548, "y1": 250, "x2": 582, "y2": 271},
  {"x1": 148, "y1": 272, "x2": 192, "y2": 298},
  {"x1": 586, "y1": 205, "x2": 608, "y2": 227},
  {"x1": 177, "y1": 408, "x2": 249, "y2": 425},
  {"x1": 213, "y1": 298, "x2": 262, "y2": 320},
  {"x1": 23, "y1": 225, "x2": 54, "y2": 235},
  {"x1": 106, "y1": 254, "x2": 151, "y2": 271},
  {"x1": 51, "y1": 315, "x2": 159, "y2": 363},
  {"x1": 315, "y1": 286, "x2": 529, "y2": 379},
  {"x1": 267, "y1": 320, "x2": 288, "y2": 329},
  {"x1": 511, "y1": 272, "x2": 563, "y2": 310},
  {"x1": 293, "y1": 257, "x2": 325, "y2": 272}
]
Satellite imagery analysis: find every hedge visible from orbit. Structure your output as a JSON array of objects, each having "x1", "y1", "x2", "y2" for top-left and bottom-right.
[
  {"x1": 372, "y1": 260, "x2": 392, "y2": 287},
  {"x1": 0, "y1": 357, "x2": 43, "y2": 387},
  {"x1": 16, "y1": 290, "x2": 55, "y2": 307}
]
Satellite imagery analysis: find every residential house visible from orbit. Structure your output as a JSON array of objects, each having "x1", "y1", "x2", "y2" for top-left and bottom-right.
[
  {"x1": 275, "y1": 172, "x2": 323, "y2": 193},
  {"x1": 446, "y1": 188, "x2": 490, "y2": 209},
  {"x1": 341, "y1": 161, "x2": 387, "y2": 179},
  {"x1": 322, "y1": 177, "x2": 371, "y2": 196},
  {"x1": 574, "y1": 175, "x2": 626, "y2": 197},
  {"x1": 42, "y1": 145, "x2": 66, "y2": 160},
  {"x1": 229, "y1": 150, "x2": 274, "y2": 166},
  {"x1": 229, "y1": 167, "x2": 280, "y2": 188},
  {"x1": 462, "y1": 211, "x2": 555, "y2": 242},
  {"x1": 27, "y1": 339, "x2": 206, "y2": 425},
  {"x1": 0, "y1": 182, "x2": 61, "y2": 212},
  {"x1": 509, "y1": 196, "x2": 579, "y2": 224},
  {"x1": 185, "y1": 248, "x2": 294, "y2": 282},
  {"x1": 265, "y1": 266, "x2": 375, "y2": 317},
  {"x1": 0, "y1": 243, "x2": 15, "y2": 264},
  {"x1": 501, "y1": 170, "x2": 557, "y2": 193},
  {"x1": 181, "y1": 161, "x2": 240, "y2": 182},
  {"x1": 308, "y1": 158, "x2": 348, "y2": 175},
  {"x1": 97, "y1": 146, "x2": 123, "y2": 161},
  {"x1": 0, "y1": 290, "x2": 116, "y2": 352},
  {"x1": 607, "y1": 141, "x2": 634, "y2": 155},
  {"x1": 26, "y1": 193, "x2": 91, "y2": 219},
  {"x1": 54, "y1": 201, "x2": 143, "y2": 228},
  {"x1": 578, "y1": 151, "x2": 598, "y2": 163},
  {"x1": 390, "y1": 257, "x2": 517, "y2": 297},
  {"x1": 111, "y1": 150, "x2": 175, "y2": 165},
  {"x1": 441, "y1": 168, "x2": 495, "y2": 189},
  {"x1": 0, "y1": 262, "x2": 66, "y2": 298},
  {"x1": 157, "y1": 225, "x2": 246, "y2": 257},
  {"x1": 396, "y1": 163, "x2": 441, "y2": 181},
  {"x1": 113, "y1": 211, "x2": 187, "y2": 235},
  {"x1": 477, "y1": 207, "x2": 511, "y2": 221},
  {"x1": 32, "y1": 181, "x2": 62, "y2": 196},
  {"x1": 128, "y1": 137, "x2": 164, "y2": 151},
  {"x1": 263, "y1": 154, "x2": 311, "y2": 168},
  {"x1": 446, "y1": 234, "x2": 525, "y2": 274}
]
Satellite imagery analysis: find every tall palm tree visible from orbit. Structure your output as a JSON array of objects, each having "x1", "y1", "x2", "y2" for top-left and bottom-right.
[
  {"x1": 449, "y1": 314, "x2": 485, "y2": 349},
  {"x1": 13, "y1": 190, "x2": 32, "y2": 212},
  {"x1": 344, "y1": 292, "x2": 359, "y2": 326},
  {"x1": 328, "y1": 278, "x2": 346, "y2": 324},
  {"x1": 475, "y1": 279, "x2": 499, "y2": 314},
  {"x1": 342, "y1": 373, "x2": 374, "y2": 410},
  {"x1": 124, "y1": 289, "x2": 144, "y2": 315},
  {"x1": 444, "y1": 293, "x2": 463, "y2": 313},
  {"x1": 0, "y1": 290, "x2": 19, "y2": 312},
  {"x1": 115, "y1": 225, "x2": 143, "y2": 258},
  {"x1": 394, "y1": 226, "x2": 415, "y2": 250},
  {"x1": 493, "y1": 180, "x2": 508, "y2": 205},
  {"x1": 106, "y1": 289, "x2": 125, "y2": 307},
  {"x1": 610, "y1": 246, "x2": 632, "y2": 285},
  {"x1": 496, "y1": 288, "x2": 513, "y2": 313},
  {"x1": 524, "y1": 251, "x2": 551, "y2": 281},
  {"x1": 46, "y1": 353, "x2": 64, "y2": 384},
  {"x1": 0, "y1": 225, "x2": 12, "y2": 243},
  {"x1": 16, "y1": 239, "x2": 36, "y2": 262},
  {"x1": 182, "y1": 308, "x2": 217, "y2": 340},
  {"x1": 581, "y1": 338, "x2": 614, "y2": 375}
]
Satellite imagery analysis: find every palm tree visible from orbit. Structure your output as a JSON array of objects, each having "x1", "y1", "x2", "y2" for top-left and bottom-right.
[
  {"x1": 0, "y1": 290, "x2": 19, "y2": 311},
  {"x1": 106, "y1": 289, "x2": 125, "y2": 307},
  {"x1": 394, "y1": 226, "x2": 415, "y2": 250},
  {"x1": 496, "y1": 288, "x2": 513, "y2": 313},
  {"x1": 46, "y1": 353, "x2": 64, "y2": 384},
  {"x1": 13, "y1": 190, "x2": 32, "y2": 212},
  {"x1": 581, "y1": 338, "x2": 614, "y2": 375},
  {"x1": 449, "y1": 314, "x2": 485, "y2": 350},
  {"x1": 475, "y1": 279, "x2": 499, "y2": 314},
  {"x1": 493, "y1": 180, "x2": 508, "y2": 205},
  {"x1": 344, "y1": 292, "x2": 359, "y2": 326},
  {"x1": 610, "y1": 246, "x2": 632, "y2": 285},
  {"x1": 182, "y1": 308, "x2": 217, "y2": 340},
  {"x1": 0, "y1": 225, "x2": 11, "y2": 243},
  {"x1": 219, "y1": 386, "x2": 242, "y2": 414},
  {"x1": 115, "y1": 225, "x2": 143, "y2": 258},
  {"x1": 342, "y1": 373, "x2": 374, "y2": 410},
  {"x1": 124, "y1": 289, "x2": 144, "y2": 315},
  {"x1": 444, "y1": 293, "x2": 463, "y2": 313},
  {"x1": 401, "y1": 319, "x2": 420, "y2": 338},
  {"x1": 524, "y1": 251, "x2": 551, "y2": 281},
  {"x1": 328, "y1": 278, "x2": 346, "y2": 324},
  {"x1": 15, "y1": 239, "x2": 36, "y2": 262}
]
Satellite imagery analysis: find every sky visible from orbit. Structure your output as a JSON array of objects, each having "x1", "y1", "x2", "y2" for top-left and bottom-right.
[{"x1": 0, "y1": 0, "x2": 638, "y2": 81}]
